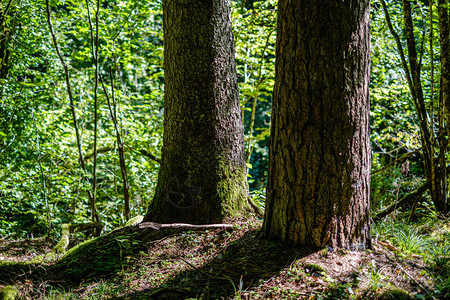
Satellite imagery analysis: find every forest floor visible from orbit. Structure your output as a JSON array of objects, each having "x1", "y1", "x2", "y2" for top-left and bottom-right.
[{"x1": 0, "y1": 216, "x2": 447, "y2": 299}]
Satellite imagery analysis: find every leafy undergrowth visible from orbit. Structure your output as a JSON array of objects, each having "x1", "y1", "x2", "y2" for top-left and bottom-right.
[{"x1": 0, "y1": 215, "x2": 448, "y2": 299}]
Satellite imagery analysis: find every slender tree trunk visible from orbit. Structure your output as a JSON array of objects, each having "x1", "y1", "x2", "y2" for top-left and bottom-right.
[
  {"x1": 382, "y1": 0, "x2": 448, "y2": 215},
  {"x1": 0, "y1": 1, "x2": 14, "y2": 80},
  {"x1": 438, "y1": 0, "x2": 450, "y2": 213},
  {"x1": 144, "y1": 0, "x2": 250, "y2": 224},
  {"x1": 84, "y1": 0, "x2": 101, "y2": 223},
  {"x1": 45, "y1": 0, "x2": 98, "y2": 224},
  {"x1": 263, "y1": 0, "x2": 371, "y2": 250},
  {"x1": 100, "y1": 70, "x2": 131, "y2": 221},
  {"x1": 402, "y1": 0, "x2": 448, "y2": 213}
]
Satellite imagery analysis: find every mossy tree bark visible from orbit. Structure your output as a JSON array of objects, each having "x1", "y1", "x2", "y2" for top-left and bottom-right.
[
  {"x1": 144, "y1": 0, "x2": 250, "y2": 224},
  {"x1": 263, "y1": 0, "x2": 372, "y2": 250}
]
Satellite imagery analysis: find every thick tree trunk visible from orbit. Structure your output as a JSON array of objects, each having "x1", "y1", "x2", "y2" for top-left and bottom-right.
[
  {"x1": 263, "y1": 0, "x2": 371, "y2": 250},
  {"x1": 144, "y1": 0, "x2": 250, "y2": 224}
]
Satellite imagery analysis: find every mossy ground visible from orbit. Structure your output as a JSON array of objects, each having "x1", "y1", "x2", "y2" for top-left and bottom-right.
[{"x1": 0, "y1": 215, "x2": 448, "y2": 299}]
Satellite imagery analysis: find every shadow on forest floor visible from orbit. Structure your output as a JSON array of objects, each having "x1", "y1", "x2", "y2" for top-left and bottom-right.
[
  {"x1": 0, "y1": 216, "x2": 438, "y2": 299},
  {"x1": 110, "y1": 228, "x2": 309, "y2": 299}
]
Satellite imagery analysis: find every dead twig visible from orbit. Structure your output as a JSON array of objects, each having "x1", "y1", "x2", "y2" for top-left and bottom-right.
[
  {"x1": 139, "y1": 222, "x2": 233, "y2": 231},
  {"x1": 371, "y1": 150, "x2": 419, "y2": 175},
  {"x1": 395, "y1": 263, "x2": 434, "y2": 298}
]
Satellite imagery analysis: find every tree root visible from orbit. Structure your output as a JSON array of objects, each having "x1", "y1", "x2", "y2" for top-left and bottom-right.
[
  {"x1": 53, "y1": 222, "x2": 103, "y2": 254},
  {"x1": 247, "y1": 196, "x2": 264, "y2": 217}
]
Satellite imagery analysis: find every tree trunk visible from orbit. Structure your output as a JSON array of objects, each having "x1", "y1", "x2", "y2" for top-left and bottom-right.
[
  {"x1": 402, "y1": 0, "x2": 448, "y2": 214},
  {"x1": 0, "y1": 2, "x2": 14, "y2": 80},
  {"x1": 144, "y1": 0, "x2": 250, "y2": 224},
  {"x1": 438, "y1": 0, "x2": 450, "y2": 213},
  {"x1": 263, "y1": 0, "x2": 372, "y2": 250}
]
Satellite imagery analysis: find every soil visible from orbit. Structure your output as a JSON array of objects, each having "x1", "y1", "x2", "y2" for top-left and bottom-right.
[{"x1": 0, "y1": 217, "x2": 437, "y2": 299}]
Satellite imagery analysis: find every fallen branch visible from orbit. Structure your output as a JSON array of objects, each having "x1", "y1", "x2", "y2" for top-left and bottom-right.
[
  {"x1": 371, "y1": 150, "x2": 419, "y2": 175},
  {"x1": 373, "y1": 180, "x2": 430, "y2": 222},
  {"x1": 374, "y1": 239, "x2": 399, "y2": 252},
  {"x1": 396, "y1": 263, "x2": 434, "y2": 298},
  {"x1": 139, "y1": 222, "x2": 233, "y2": 230}
]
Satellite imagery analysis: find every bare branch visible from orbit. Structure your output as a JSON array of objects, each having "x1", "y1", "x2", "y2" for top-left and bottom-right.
[{"x1": 139, "y1": 222, "x2": 233, "y2": 230}]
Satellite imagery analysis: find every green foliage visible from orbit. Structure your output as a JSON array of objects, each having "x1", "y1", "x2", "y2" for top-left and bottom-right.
[
  {"x1": 435, "y1": 274, "x2": 450, "y2": 299},
  {"x1": 427, "y1": 242, "x2": 450, "y2": 274},
  {"x1": 0, "y1": 0, "x2": 164, "y2": 236},
  {"x1": 379, "y1": 287, "x2": 412, "y2": 300},
  {"x1": 369, "y1": 0, "x2": 429, "y2": 213},
  {"x1": 368, "y1": 260, "x2": 384, "y2": 292},
  {"x1": 392, "y1": 225, "x2": 428, "y2": 255},
  {"x1": 232, "y1": 0, "x2": 276, "y2": 189},
  {"x1": 0, "y1": 0, "x2": 447, "y2": 263},
  {"x1": 373, "y1": 221, "x2": 428, "y2": 256},
  {"x1": 0, "y1": 285, "x2": 18, "y2": 300},
  {"x1": 0, "y1": 0, "x2": 279, "y2": 237},
  {"x1": 370, "y1": 0, "x2": 449, "y2": 214}
]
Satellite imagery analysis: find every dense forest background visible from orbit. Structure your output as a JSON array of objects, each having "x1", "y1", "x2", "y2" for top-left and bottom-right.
[
  {"x1": 1, "y1": 0, "x2": 278, "y2": 236},
  {"x1": 1, "y1": 0, "x2": 446, "y2": 235},
  {"x1": 1, "y1": 0, "x2": 450, "y2": 298}
]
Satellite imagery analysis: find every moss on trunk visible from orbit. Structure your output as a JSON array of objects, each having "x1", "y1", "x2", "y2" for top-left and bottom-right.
[{"x1": 144, "y1": 0, "x2": 250, "y2": 224}]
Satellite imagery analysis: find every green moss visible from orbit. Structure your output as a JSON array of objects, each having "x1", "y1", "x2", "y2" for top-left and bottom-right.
[
  {"x1": 0, "y1": 261, "x2": 42, "y2": 282},
  {"x1": 54, "y1": 226, "x2": 145, "y2": 281},
  {"x1": 53, "y1": 224, "x2": 71, "y2": 254},
  {"x1": 304, "y1": 263, "x2": 326, "y2": 274},
  {"x1": 123, "y1": 215, "x2": 144, "y2": 227},
  {"x1": 29, "y1": 251, "x2": 59, "y2": 264},
  {"x1": 0, "y1": 285, "x2": 18, "y2": 300},
  {"x1": 379, "y1": 287, "x2": 412, "y2": 300},
  {"x1": 216, "y1": 163, "x2": 249, "y2": 217}
]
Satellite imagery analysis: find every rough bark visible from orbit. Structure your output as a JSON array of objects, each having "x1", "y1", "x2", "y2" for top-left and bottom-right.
[
  {"x1": 144, "y1": 0, "x2": 250, "y2": 224},
  {"x1": 439, "y1": 0, "x2": 450, "y2": 137},
  {"x1": 263, "y1": 0, "x2": 371, "y2": 250}
]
